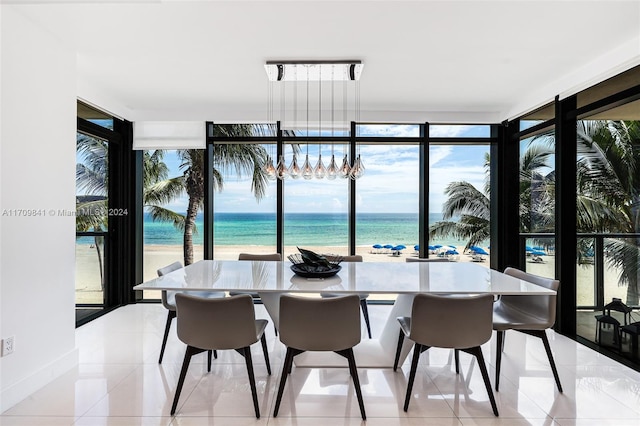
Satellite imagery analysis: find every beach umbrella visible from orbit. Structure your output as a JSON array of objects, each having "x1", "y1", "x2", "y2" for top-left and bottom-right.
[
  {"x1": 383, "y1": 244, "x2": 394, "y2": 249},
  {"x1": 445, "y1": 249, "x2": 459, "y2": 255},
  {"x1": 392, "y1": 245, "x2": 405, "y2": 251},
  {"x1": 531, "y1": 250, "x2": 546, "y2": 256},
  {"x1": 525, "y1": 246, "x2": 533, "y2": 252},
  {"x1": 533, "y1": 246, "x2": 544, "y2": 251},
  {"x1": 433, "y1": 244, "x2": 442, "y2": 248},
  {"x1": 372, "y1": 244, "x2": 382, "y2": 249},
  {"x1": 414, "y1": 245, "x2": 420, "y2": 251},
  {"x1": 448, "y1": 245, "x2": 457, "y2": 249},
  {"x1": 428, "y1": 245, "x2": 436, "y2": 250},
  {"x1": 472, "y1": 247, "x2": 489, "y2": 256}
]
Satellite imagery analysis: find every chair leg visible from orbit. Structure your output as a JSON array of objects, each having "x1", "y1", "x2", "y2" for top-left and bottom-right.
[
  {"x1": 393, "y1": 329, "x2": 405, "y2": 371},
  {"x1": 240, "y1": 347, "x2": 260, "y2": 418},
  {"x1": 159, "y1": 310, "x2": 176, "y2": 364},
  {"x1": 539, "y1": 330, "x2": 563, "y2": 393},
  {"x1": 403, "y1": 343, "x2": 422, "y2": 412},
  {"x1": 260, "y1": 333, "x2": 272, "y2": 375},
  {"x1": 495, "y1": 330, "x2": 504, "y2": 391},
  {"x1": 465, "y1": 346, "x2": 499, "y2": 417},
  {"x1": 274, "y1": 325, "x2": 278, "y2": 336},
  {"x1": 207, "y1": 350, "x2": 212, "y2": 372},
  {"x1": 274, "y1": 347, "x2": 296, "y2": 417},
  {"x1": 344, "y1": 348, "x2": 367, "y2": 420},
  {"x1": 454, "y1": 349, "x2": 460, "y2": 374},
  {"x1": 171, "y1": 346, "x2": 197, "y2": 415},
  {"x1": 360, "y1": 299, "x2": 372, "y2": 338}
]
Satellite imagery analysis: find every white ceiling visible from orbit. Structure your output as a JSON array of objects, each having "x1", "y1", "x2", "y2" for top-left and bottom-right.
[{"x1": 9, "y1": 0, "x2": 640, "y2": 123}]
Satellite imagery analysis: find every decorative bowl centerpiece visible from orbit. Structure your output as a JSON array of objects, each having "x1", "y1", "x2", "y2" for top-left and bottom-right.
[{"x1": 288, "y1": 247, "x2": 343, "y2": 278}]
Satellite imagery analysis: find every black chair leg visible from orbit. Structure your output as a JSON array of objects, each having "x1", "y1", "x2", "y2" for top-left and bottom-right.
[
  {"x1": 466, "y1": 346, "x2": 499, "y2": 417},
  {"x1": 454, "y1": 349, "x2": 460, "y2": 374},
  {"x1": 207, "y1": 350, "x2": 212, "y2": 372},
  {"x1": 260, "y1": 333, "x2": 272, "y2": 375},
  {"x1": 360, "y1": 299, "x2": 372, "y2": 338},
  {"x1": 539, "y1": 330, "x2": 563, "y2": 393},
  {"x1": 159, "y1": 310, "x2": 176, "y2": 364},
  {"x1": 403, "y1": 343, "x2": 422, "y2": 412},
  {"x1": 274, "y1": 325, "x2": 278, "y2": 336},
  {"x1": 242, "y1": 346, "x2": 261, "y2": 419},
  {"x1": 495, "y1": 330, "x2": 504, "y2": 391},
  {"x1": 345, "y1": 348, "x2": 367, "y2": 420},
  {"x1": 274, "y1": 347, "x2": 296, "y2": 417},
  {"x1": 393, "y1": 329, "x2": 405, "y2": 371},
  {"x1": 171, "y1": 346, "x2": 198, "y2": 415}
]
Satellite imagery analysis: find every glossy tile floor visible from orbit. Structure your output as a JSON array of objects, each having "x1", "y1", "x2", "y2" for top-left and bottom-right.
[{"x1": 3, "y1": 303, "x2": 640, "y2": 425}]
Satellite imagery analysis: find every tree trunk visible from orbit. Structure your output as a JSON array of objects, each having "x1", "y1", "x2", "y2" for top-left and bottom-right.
[
  {"x1": 183, "y1": 195, "x2": 200, "y2": 266},
  {"x1": 94, "y1": 235, "x2": 104, "y2": 293}
]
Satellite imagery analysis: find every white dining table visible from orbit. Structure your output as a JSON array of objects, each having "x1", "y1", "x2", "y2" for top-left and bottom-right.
[{"x1": 134, "y1": 260, "x2": 556, "y2": 368}]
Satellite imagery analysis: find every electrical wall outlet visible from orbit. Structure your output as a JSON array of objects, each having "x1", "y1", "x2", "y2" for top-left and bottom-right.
[{"x1": 2, "y1": 336, "x2": 15, "y2": 356}]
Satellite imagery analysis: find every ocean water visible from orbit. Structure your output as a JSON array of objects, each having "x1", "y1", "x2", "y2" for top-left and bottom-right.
[{"x1": 141, "y1": 212, "x2": 478, "y2": 248}]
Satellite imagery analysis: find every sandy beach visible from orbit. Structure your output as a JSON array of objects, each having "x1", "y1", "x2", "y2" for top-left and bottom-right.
[{"x1": 75, "y1": 244, "x2": 629, "y2": 306}]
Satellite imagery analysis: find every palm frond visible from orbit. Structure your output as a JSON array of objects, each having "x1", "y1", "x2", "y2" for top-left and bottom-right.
[
  {"x1": 441, "y1": 181, "x2": 490, "y2": 221},
  {"x1": 146, "y1": 206, "x2": 186, "y2": 232},
  {"x1": 144, "y1": 177, "x2": 185, "y2": 206}
]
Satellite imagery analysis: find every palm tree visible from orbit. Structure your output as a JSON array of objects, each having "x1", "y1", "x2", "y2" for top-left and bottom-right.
[
  {"x1": 575, "y1": 120, "x2": 640, "y2": 304},
  {"x1": 76, "y1": 133, "x2": 109, "y2": 291},
  {"x1": 429, "y1": 147, "x2": 556, "y2": 251},
  {"x1": 429, "y1": 153, "x2": 491, "y2": 250},
  {"x1": 146, "y1": 125, "x2": 271, "y2": 265},
  {"x1": 431, "y1": 121, "x2": 640, "y2": 305}
]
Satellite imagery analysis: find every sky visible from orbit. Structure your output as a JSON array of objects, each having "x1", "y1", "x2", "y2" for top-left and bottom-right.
[{"x1": 158, "y1": 124, "x2": 491, "y2": 215}]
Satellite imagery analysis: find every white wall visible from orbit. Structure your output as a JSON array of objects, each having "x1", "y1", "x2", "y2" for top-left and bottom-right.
[{"x1": 0, "y1": 5, "x2": 78, "y2": 411}]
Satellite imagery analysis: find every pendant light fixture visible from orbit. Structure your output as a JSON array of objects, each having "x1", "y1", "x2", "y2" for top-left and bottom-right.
[{"x1": 265, "y1": 60, "x2": 364, "y2": 180}]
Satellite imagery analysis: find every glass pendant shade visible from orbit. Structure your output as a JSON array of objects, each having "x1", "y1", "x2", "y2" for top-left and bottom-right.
[
  {"x1": 326, "y1": 154, "x2": 338, "y2": 180},
  {"x1": 350, "y1": 154, "x2": 365, "y2": 179},
  {"x1": 302, "y1": 154, "x2": 314, "y2": 180},
  {"x1": 276, "y1": 154, "x2": 289, "y2": 180},
  {"x1": 340, "y1": 154, "x2": 351, "y2": 178},
  {"x1": 314, "y1": 153, "x2": 326, "y2": 179},
  {"x1": 288, "y1": 154, "x2": 301, "y2": 179},
  {"x1": 265, "y1": 155, "x2": 276, "y2": 180}
]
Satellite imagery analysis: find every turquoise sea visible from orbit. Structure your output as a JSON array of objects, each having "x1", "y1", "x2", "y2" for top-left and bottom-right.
[{"x1": 142, "y1": 212, "x2": 477, "y2": 248}]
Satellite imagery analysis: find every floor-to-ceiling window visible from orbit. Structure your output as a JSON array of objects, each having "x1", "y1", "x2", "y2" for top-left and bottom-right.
[
  {"x1": 428, "y1": 125, "x2": 492, "y2": 264},
  {"x1": 355, "y1": 125, "x2": 420, "y2": 261},
  {"x1": 142, "y1": 149, "x2": 204, "y2": 298},
  {"x1": 214, "y1": 140, "x2": 277, "y2": 259},
  {"x1": 76, "y1": 102, "x2": 114, "y2": 324},
  {"x1": 283, "y1": 142, "x2": 349, "y2": 258},
  {"x1": 574, "y1": 94, "x2": 640, "y2": 358},
  {"x1": 514, "y1": 104, "x2": 557, "y2": 279},
  {"x1": 76, "y1": 132, "x2": 108, "y2": 310},
  {"x1": 519, "y1": 107, "x2": 557, "y2": 278}
]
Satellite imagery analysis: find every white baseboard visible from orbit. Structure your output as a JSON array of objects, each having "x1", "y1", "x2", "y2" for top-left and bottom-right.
[{"x1": 1, "y1": 348, "x2": 78, "y2": 412}]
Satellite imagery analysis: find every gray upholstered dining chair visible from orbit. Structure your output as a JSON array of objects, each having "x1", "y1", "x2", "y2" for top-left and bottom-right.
[
  {"x1": 170, "y1": 294, "x2": 271, "y2": 417},
  {"x1": 393, "y1": 293, "x2": 498, "y2": 416},
  {"x1": 494, "y1": 267, "x2": 562, "y2": 392},
  {"x1": 156, "y1": 261, "x2": 225, "y2": 364},
  {"x1": 274, "y1": 294, "x2": 367, "y2": 420},
  {"x1": 320, "y1": 255, "x2": 373, "y2": 338},
  {"x1": 405, "y1": 257, "x2": 449, "y2": 262},
  {"x1": 230, "y1": 252, "x2": 282, "y2": 298},
  {"x1": 231, "y1": 253, "x2": 282, "y2": 335}
]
